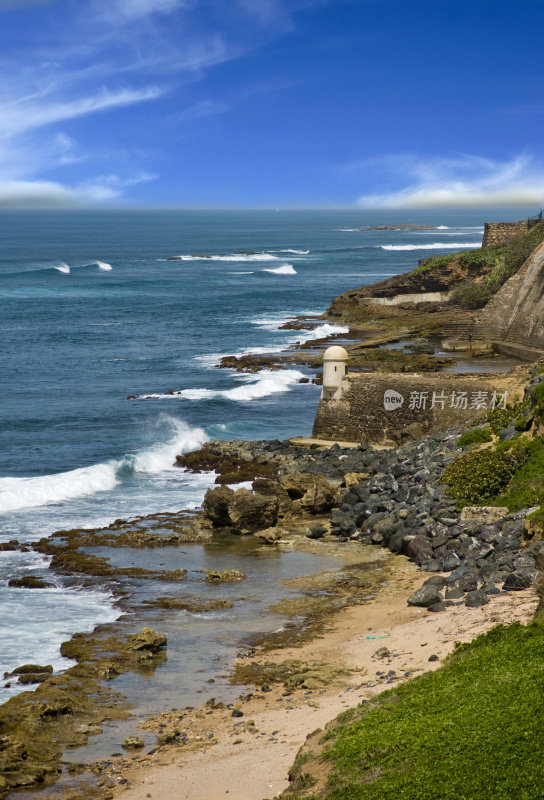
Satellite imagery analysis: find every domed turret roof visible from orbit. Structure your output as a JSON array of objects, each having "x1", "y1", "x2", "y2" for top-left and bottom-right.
[{"x1": 323, "y1": 345, "x2": 349, "y2": 361}]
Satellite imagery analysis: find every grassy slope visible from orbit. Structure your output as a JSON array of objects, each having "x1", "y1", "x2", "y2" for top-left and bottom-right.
[{"x1": 285, "y1": 621, "x2": 544, "y2": 800}]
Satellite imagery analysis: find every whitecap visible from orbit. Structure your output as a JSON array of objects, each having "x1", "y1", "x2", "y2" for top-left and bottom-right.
[
  {"x1": 54, "y1": 263, "x2": 70, "y2": 274},
  {"x1": 135, "y1": 369, "x2": 307, "y2": 403},
  {"x1": 436, "y1": 225, "x2": 449, "y2": 230},
  {"x1": 262, "y1": 264, "x2": 297, "y2": 275},
  {"x1": 0, "y1": 463, "x2": 118, "y2": 513},
  {"x1": 173, "y1": 253, "x2": 279, "y2": 262},
  {"x1": 271, "y1": 249, "x2": 310, "y2": 255},
  {"x1": 288, "y1": 323, "x2": 349, "y2": 344},
  {"x1": 0, "y1": 417, "x2": 208, "y2": 513},
  {"x1": 123, "y1": 416, "x2": 208, "y2": 474},
  {"x1": 380, "y1": 242, "x2": 481, "y2": 251},
  {"x1": 97, "y1": 261, "x2": 112, "y2": 271}
]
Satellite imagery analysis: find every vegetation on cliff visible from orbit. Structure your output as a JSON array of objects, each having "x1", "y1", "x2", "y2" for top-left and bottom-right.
[
  {"x1": 440, "y1": 368, "x2": 544, "y2": 511},
  {"x1": 282, "y1": 620, "x2": 544, "y2": 800},
  {"x1": 328, "y1": 219, "x2": 544, "y2": 321},
  {"x1": 416, "y1": 219, "x2": 544, "y2": 310}
]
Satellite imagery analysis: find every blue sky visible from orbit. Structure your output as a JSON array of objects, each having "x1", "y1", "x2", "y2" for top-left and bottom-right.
[{"x1": 1, "y1": 0, "x2": 544, "y2": 207}]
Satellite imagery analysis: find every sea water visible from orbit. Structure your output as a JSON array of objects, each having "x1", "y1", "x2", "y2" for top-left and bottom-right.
[{"x1": 0, "y1": 207, "x2": 512, "y2": 696}]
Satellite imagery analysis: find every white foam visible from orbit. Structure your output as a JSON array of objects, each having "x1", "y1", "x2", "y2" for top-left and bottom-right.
[
  {"x1": 251, "y1": 314, "x2": 296, "y2": 331},
  {"x1": 54, "y1": 263, "x2": 70, "y2": 274},
  {"x1": 262, "y1": 264, "x2": 297, "y2": 275},
  {"x1": 271, "y1": 249, "x2": 310, "y2": 255},
  {"x1": 97, "y1": 261, "x2": 112, "y2": 271},
  {"x1": 231, "y1": 270, "x2": 254, "y2": 274},
  {"x1": 0, "y1": 463, "x2": 118, "y2": 513},
  {"x1": 0, "y1": 585, "x2": 120, "y2": 704},
  {"x1": 289, "y1": 323, "x2": 349, "y2": 343},
  {"x1": 380, "y1": 242, "x2": 481, "y2": 251},
  {"x1": 436, "y1": 225, "x2": 449, "y2": 230},
  {"x1": 173, "y1": 253, "x2": 279, "y2": 262},
  {"x1": 126, "y1": 416, "x2": 208, "y2": 474},
  {"x1": 136, "y1": 369, "x2": 307, "y2": 403},
  {"x1": 0, "y1": 417, "x2": 208, "y2": 513}
]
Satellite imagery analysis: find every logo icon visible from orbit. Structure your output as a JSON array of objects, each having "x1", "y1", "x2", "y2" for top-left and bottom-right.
[{"x1": 384, "y1": 389, "x2": 404, "y2": 411}]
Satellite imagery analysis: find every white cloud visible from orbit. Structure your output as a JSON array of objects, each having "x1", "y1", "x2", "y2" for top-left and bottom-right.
[
  {"x1": 0, "y1": 86, "x2": 163, "y2": 137},
  {"x1": 0, "y1": 171, "x2": 158, "y2": 206},
  {"x1": 0, "y1": 180, "x2": 80, "y2": 207},
  {"x1": 357, "y1": 154, "x2": 544, "y2": 208},
  {"x1": 175, "y1": 99, "x2": 229, "y2": 121},
  {"x1": 78, "y1": 171, "x2": 158, "y2": 200},
  {"x1": 96, "y1": 0, "x2": 185, "y2": 23}
]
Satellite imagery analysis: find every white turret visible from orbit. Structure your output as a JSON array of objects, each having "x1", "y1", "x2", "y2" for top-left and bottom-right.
[{"x1": 322, "y1": 345, "x2": 349, "y2": 400}]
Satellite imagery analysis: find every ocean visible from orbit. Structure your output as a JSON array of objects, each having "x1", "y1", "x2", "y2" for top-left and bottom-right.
[{"x1": 0, "y1": 207, "x2": 498, "y2": 702}]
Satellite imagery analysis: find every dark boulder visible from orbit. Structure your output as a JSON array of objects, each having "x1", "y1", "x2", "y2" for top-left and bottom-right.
[
  {"x1": 202, "y1": 485, "x2": 234, "y2": 526},
  {"x1": 503, "y1": 570, "x2": 534, "y2": 591},
  {"x1": 407, "y1": 584, "x2": 442, "y2": 607}
]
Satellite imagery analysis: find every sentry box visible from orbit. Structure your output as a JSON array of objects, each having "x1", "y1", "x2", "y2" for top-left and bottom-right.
[{"x1": 322, "y1": 345, "x2": 349, "y2": 401}]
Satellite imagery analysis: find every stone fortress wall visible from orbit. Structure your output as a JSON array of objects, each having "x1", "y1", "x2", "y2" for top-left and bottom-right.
[
  {"x1": 312, "y1": 372, "x2": 500, "y2": 445},
  {"x1": 481, "y1": 220, "x2": 534, "y2": 247}
]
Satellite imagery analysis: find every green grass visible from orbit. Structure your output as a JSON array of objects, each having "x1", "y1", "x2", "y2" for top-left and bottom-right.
[
  {"x1": 495, "y1": 437, "x2": 544, "y2": 511},
  {"x1": 311, "y1": 622, "x2": 544, "y2": 800},
  {"x1": 413, "y1": 253, "x2": 455, "y2": 274},
  {"x1": 456, "y1": 427, "x2": 493, "y2": 447}
]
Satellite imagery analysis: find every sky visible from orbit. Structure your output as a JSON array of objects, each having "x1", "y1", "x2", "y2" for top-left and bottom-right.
[{"x1": 1, "y1": 0, "x2": 544, "y2": 208}]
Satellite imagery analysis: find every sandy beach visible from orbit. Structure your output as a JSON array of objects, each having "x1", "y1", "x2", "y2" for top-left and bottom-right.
[{"x1": 108, "y1": 558, "x2": 538, "y2": 800}]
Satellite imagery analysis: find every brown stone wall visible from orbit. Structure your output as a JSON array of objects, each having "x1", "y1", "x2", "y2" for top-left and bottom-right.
[
  {"x1": 482, "y1": 220, "x2": 529, "y2": 247},
  {"x1": 471, "y1": 241, "x2": 544, "y2": 355},
  {"x1": 312, "y1": 373, "x2": 501, "y2": 444}
]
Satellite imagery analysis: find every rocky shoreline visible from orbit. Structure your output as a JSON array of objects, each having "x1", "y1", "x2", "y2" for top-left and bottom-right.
[
  {"x1": 3, "y1": 224, "x2": 544, "y2": 799},
  {"x1": 3, "y1": 368, "x2": 543, "y2": 799}
]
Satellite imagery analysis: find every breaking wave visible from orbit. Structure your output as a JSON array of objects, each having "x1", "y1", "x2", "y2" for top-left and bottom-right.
[
  {"x1": 0, "y1": 463, "x2": 118, "y2": 513},
  {"x1": 262, "y1": 264, "x2": 297, "y2": 275},
  {"x1": 134, "y1": 369, "x2": 306, "y2": 403},
  {"x1": 97, "y1": 261, "x2": 113, "y2": 271},
  {"x1": 54, "y1": 263, "x2": 70, "y2": 274},
  {"x1": 271, "y1": 249, "x2": 310, "y2": 255},
  {"x1": 380, "y1": 242, "x2": 480, "y2": 251},
  {"x1": 171, "y1": 253, "x2": 279, "y2": 262},
  {"x1": 0, "y1": 417, "x2": 207, "y2": 513}
]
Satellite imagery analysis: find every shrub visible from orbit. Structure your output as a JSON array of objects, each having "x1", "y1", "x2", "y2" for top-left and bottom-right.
[
  {"x1": 440, "y1": 439, "x2": 531, "y2": 507},
  {"x1": 413, "y1": 253, "x2": 455, "y2": 274},
  {"x1": 457, "y1": 427, "x2": 493, "y2": 447},
  {"x1": 487, "y1": 401, "x2": 529, "y2": 435},
  {"x1": 453, "y1": 281, "x2": 494, "y2": 309}
]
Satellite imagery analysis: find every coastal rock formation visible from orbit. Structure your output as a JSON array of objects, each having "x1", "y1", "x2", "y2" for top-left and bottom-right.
[
  {"x1": 227, "y1": 488, "x2": 279, "y2": 534},
  {"x1": 202, "y1": 471, "x2": 337, "y2": 535}
]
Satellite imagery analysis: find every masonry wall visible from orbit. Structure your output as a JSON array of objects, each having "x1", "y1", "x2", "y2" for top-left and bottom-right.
[
  {"x1": 471, "y1": 241, "x2": 544, "y2": 355},
  {"x1": 481, "y1": 220, "x2": 538, "y2": 247},
  {"x1": 312, "y1": 373, "x2": 500, "y2": 444}
]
